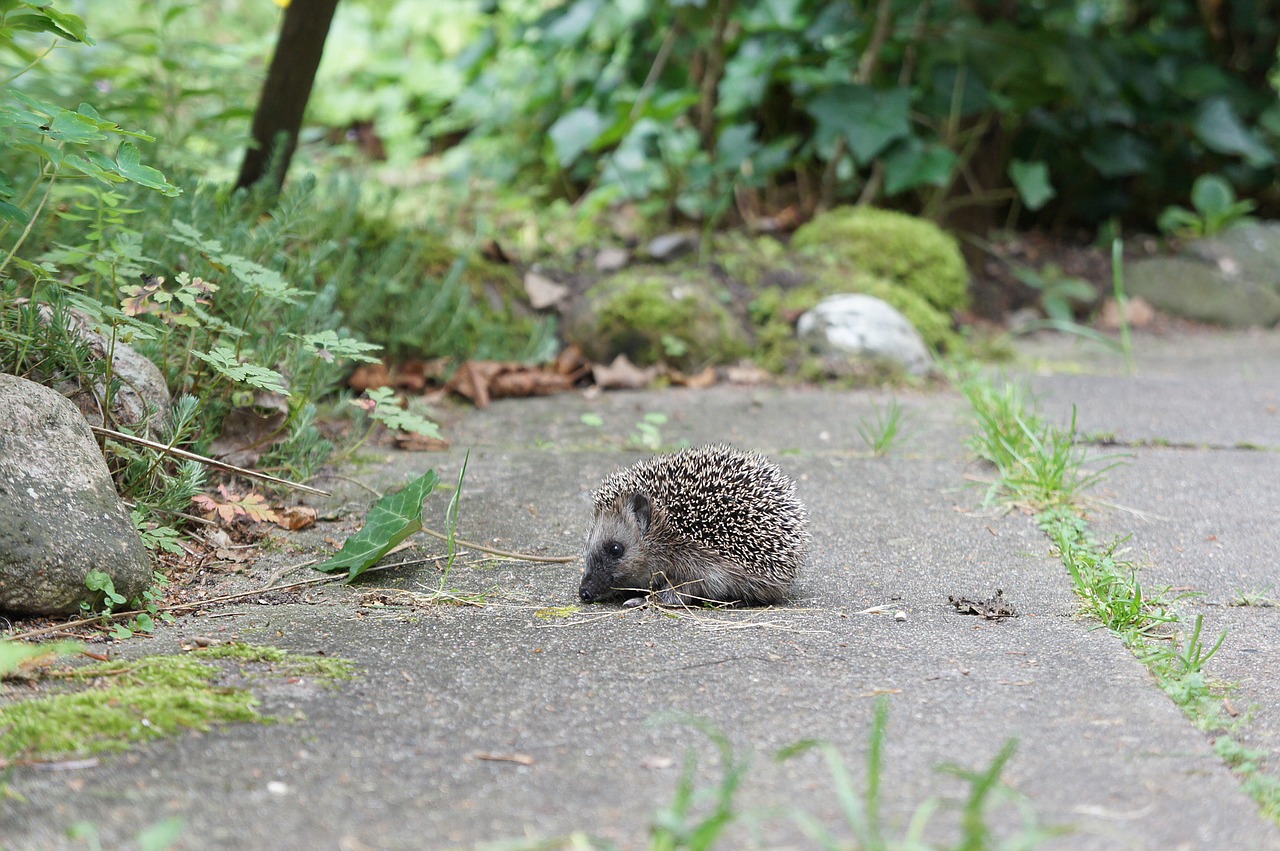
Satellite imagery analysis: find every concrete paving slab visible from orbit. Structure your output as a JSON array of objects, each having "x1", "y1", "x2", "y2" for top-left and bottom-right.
[
  {"x1": 4, "y1": 334, "x2": 1280, "y2": 850},
  {"x1": 1022, "y1": 328, "x2": 1280, "y2": 834}
]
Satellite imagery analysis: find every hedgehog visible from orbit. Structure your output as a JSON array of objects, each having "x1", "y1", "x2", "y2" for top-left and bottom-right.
[{"x1": 580, "y1": 443, "x2": 810, "y2": 607}]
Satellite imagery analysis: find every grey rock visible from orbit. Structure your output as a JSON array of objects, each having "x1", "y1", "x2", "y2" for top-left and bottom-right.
[
  {"x1": 645, "y1": 231, "x2": 698, "y2": 262},
  {"x1": 1125, "y1": 222, "x2": 1280, "y2": 327},
  {"x1": 0, "y1": 374, "x2": 151, "y2": 615},
  {"x1": 42, "y1": 305, "x2": 172, "y2": 433},
  {"x1": 798, "y1": 293, "x2": 932, "y2": 375}
]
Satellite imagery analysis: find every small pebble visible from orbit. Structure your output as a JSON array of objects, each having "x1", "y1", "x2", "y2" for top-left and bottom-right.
[{"x1": 894, "y1": 610, "x2": 907, "y2": 622}]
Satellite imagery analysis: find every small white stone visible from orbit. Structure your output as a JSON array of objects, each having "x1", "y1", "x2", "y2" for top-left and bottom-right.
[
  {"x1": 266, "y1": 781, "x2": 289, "y2": 796},
  {"x1": 894, "y1": 610, "x2": 907, "y2": 622},
  {"x1": 797, "y1": 294, "x2": 932, "y2": 375}
]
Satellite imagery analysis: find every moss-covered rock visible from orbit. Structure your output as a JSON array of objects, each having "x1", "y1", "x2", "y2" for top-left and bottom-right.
[
  {"x1": 567, "y1": 268, "x2": 748, "y2": 369},
  {"x1": 791, "y1": 206, "x2": 970, "y2": 314}
]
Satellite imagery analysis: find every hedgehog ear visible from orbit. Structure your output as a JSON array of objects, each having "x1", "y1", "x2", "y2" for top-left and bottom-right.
[{"x1": 627, "y1": 491, "x2": 652, "y2": 534}]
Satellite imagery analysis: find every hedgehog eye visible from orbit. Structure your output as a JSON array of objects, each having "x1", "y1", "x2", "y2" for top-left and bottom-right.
[{"x1": 605, "y1": 541, "x2": 625, "y2": 559}]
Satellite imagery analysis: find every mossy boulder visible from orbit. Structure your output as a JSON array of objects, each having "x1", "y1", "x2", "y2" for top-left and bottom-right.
[
  {"x1": 567, "y1": 268, "x2": 749, "y2": 369},
  {"x1": 791, "y1": 206, "x2": 970, "y2": 314}
]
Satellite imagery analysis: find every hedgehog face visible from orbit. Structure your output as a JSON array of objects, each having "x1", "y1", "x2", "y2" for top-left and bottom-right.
[{"x1": 580, "y1": 492, "x2": 653, "y2": 605}]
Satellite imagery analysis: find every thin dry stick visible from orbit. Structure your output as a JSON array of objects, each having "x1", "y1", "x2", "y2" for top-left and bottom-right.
[
  {"x1": 418, "y1": 527, "x2": 576, "y2": 563},
  {"x1": 91, "y1": 425, "x2": 330, "y2": 496}
]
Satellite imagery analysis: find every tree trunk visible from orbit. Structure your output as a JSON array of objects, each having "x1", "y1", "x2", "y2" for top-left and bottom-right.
[{"x1": 236, "y1": 0, "x2": 340, "y2": 192}]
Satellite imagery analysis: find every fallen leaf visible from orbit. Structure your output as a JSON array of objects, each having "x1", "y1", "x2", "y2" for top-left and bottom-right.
[
  {"x1": 594, "y1": 247, "x2": 630, "y2": 272},
  {"x1": 446, "y1": 361, "x2": 574, "y2": 407},
  {"x1": 670, "y1": 365, "x2": 717, "y2": 389},
  {"x1": 274, "y1": 505, "x2": 318, "y2": 530},
  {"x1": 553, "y1": 344, "x2": 590, "y2": 378},
  {"x1": 524, "y1": 271, "x2": 569, "y2": 310},
  {"x1": 393, "y1": 432, "x2": 450, "y2": 452},
  {"x1": 205, "y1": 528, "x2": 233, "y2": 550},
  {"x1": 349, "y1": 362, "x2": 391, "y2": 392},
  {"x1": 724, "y1": 363, "x2": 771, "y2": 385},
  {"x1": 592, "y1": 354, "x2": 657, "y2": 390},
  {"x1": 1097, "y1": 296, "x2": 1155, "y2": 331}
]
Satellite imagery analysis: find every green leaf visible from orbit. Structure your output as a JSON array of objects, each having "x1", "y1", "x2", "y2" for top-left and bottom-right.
[
  {"x1": 46, "y1": 108, "x2": 107, "y2": 144},
  {"x1": 0, "y1": 198, "x2": 30, "y2": 224},
  {"x1": 2, "y1": 3, "x2": 92, "y2": 43},
  {"x1": 1194, "y1": 98, "x2": 1276, "y2": 168},
  {"x1": 192, "y1": 346, "x2": 289, "y2": 394},
  {"x1": 1009, "y1": 159, "x2": 1056, "y2": 210},
  {"x1": 291, "y1": 330, "x2": 382, "y2": 364},
  {"x1": 548, "y1": 106, "x2": 606, "y2": 168},
  {"x1": 354, "y1": 387, "x2": 443, "y2": 439},
  {"x1": 883, "y1": 140, "x2": 956, "y2": 195},
  {"x1": 312, "y1": 470, "x2": 441, "y2": 582},
  {"x1": 1189, "y1": 174, "x2": 1234, "y2": 217},
  {"x1": 112, "y1": 142, "x2": 180, "y2": 196},
  {"x1": 543, "y1": 0, "x2": 603, "y2": 44},
  {"x1": 807, "y1": 84, "x2": 910, "y2": 165}
]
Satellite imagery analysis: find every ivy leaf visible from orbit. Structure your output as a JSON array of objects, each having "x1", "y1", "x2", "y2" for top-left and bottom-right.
[
  {"x1": 807, "y1": 84, "x2": 910, "y2": 165},
  {"x1": 548, "y1": 107, "x2": 606, "y2": 168},
  {"x1": 1008, "y1": 159, "x2": 1056, "y2": 211},
  {"x1": 884, "y1": 139, "x2": 956, "y2": 195},
  {"x1": 312, "y1": 470, "x2": 441, "y2": 582},
  {"x1": 1194, "y1": 98, "x2": 1276, "y2": 168}
]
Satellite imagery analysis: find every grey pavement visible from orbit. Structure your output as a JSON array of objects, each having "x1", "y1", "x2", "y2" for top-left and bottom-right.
[{"x1": 3, "y1": 329, "x2": 1279, "y2": 850}]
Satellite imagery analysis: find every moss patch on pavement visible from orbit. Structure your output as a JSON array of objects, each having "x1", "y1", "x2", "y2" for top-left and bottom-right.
[{"x1": 0, "y1": 643, "x2": 354, "y2": 761}]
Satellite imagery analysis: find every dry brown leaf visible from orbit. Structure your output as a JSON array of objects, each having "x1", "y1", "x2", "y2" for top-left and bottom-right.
[
  {"x1": 391, "y1": 358, "x2": 448, "y2": 392},
  {"x1": 273, "y1": 505, "x2": 318, "y2": 531},
  {"x1": 669, "y1": 365, "x2": 717, "y2": 389},
  {"x1": 393, "y1": 432, "x2": 450, "y2": 452},
  {"x1": 524, "y1": 271, "x2": 569, "y2": 310},
  {"x1": 1097, "y1": 295, "x2": 1155, "y2": 331},
  {"x1": 553, "y1": 344, "x2": 590, "y2": 378},
  {"x1": 724, "y1": 363, "x2": 772, "y2": 385},
  {"x1": 489, "y1": 369, "x2": 573, "y2": 399},
  {"x1": 349, "y1": 362, "x2": 391, "y2": 392},
  {"x1": 446, "y1": 361, "x2": 574, "y2": 407},
  {"x1": 446, "y1": 360, "x2": 502, "y2": 407},
  {"x1": 592, "y1": 354, "x2": 657, "y2": 390}
]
